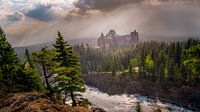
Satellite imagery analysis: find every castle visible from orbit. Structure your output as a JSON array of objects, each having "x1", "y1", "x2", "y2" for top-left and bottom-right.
[{"x1": 97, "y1": 29, "x2": 139, "y2": 47}]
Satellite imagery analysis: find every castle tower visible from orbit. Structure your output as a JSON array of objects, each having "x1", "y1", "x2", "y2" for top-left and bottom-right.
[
  {"x1": 97, "y1": 33, "x2": 105, "y2": 47},
  {"x1": 101, "y1": 33, "x2": 104, "y2": 37},
  {"x1": 131, "y1": 30, "x2": 139, "y2": 42},
  {"x1": 97, "y1": 29, "x2": 139, "y2": 48},
  {"x1": 108, "y1": 29, "x2": 116, "y2": 37}
]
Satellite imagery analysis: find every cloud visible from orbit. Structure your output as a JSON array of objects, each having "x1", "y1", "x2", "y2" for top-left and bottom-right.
[
  {"x1": 6, "y1": 12, "x2": 23, "y2": 22},
  {"x1": 4, "y1": 19, "x2": 49, "y2": 46},
  {"x1": 73, "y1": 0, "x2": 143, "y2": 14},
  {"x1": 0, "y1": 0, "x2": 72, "y2": 46},
  {"x1": 2, "y1": 0, "x2": 200, "y2": 46},
  {"x1": 24, "y1": 4, "x2": 60, "y2": 21},
  {"x1": 72, "y1": 0, "x2": 200, "y2": 15}
]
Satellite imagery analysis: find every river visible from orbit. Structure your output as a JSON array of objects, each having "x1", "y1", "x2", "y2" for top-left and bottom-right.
[{"x1": 81, "y1": 86, "x2": 193, "y2": 112}]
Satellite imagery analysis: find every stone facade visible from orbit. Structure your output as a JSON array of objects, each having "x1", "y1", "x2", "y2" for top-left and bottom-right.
[{"x1": 97, "y1": 29, "x2": 139, "y2": 47}]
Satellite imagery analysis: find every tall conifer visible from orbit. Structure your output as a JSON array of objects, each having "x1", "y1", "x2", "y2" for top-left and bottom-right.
[
  {"x1": 0, "y1": 27, "x2": 19, "y2": 91},
  {"x1": 54, "y1": 31, "x2": 85, "y2": 106}
]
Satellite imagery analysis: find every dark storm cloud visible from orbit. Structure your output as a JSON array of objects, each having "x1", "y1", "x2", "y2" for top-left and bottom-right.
[
  {"x1": 73, "y1": 0, "x2": 200, "y2": 15},
  {"x1": 73, "y1": 0, "x2": 143, "y2": 14},
  {"x1": 25, "y1": 4, "x2": 56, "y2": 21}
]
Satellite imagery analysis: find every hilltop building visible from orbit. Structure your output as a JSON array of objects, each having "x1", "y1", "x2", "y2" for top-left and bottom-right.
[{"x1": 97, "y1": 29, "x2": 139, "y2": 47}]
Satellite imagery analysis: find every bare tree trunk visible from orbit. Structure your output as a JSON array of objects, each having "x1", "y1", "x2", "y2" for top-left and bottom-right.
[
  {"x1": 70, "y1": 90, "x2": 77, "y2": 106},
  {"x1": 41, "y1": 59, "x2": 53, "y2": 97}
]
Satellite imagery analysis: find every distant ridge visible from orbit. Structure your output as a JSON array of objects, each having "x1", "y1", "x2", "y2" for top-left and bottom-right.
[{"x1": 14, "y1": 37, "x2": 97, "y2": 59}]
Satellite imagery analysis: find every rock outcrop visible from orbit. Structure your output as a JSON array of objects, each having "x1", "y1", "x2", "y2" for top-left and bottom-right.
[{"x1": 0, "y1": 92, "x2": 106, "y2": 112}]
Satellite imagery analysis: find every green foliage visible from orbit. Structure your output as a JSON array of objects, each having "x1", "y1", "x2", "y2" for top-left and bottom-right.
[
  {"x1": 128, "y1": 58, "x2": 138, "y2": 77},
  {"x1": 75, "y1": 38, "x2": 200, "y2": 86},
  {"x1": 54, "y1": 75, "x2": 71, "y2": 82},
  {"x1": 32, "y1": 47, "x2": 58, "y2": 96},
  {"x1": 0, "y1": 27, "x2": 43, "y2": 93},
  {"x1": 16, "y1": 62, "x2": 43, "y2": 92},
  {"x1": 128, "y1": 62, "x2": 133, "y2": 75},
  {"x1": 184, "y1": 59, "x2": 200, "y2": 74},
  {"x1": 184, "y1": 44, "x2": 200, "y2": 86},
  {"x1": 78, "y1": 98, "x2": 92, "y2": 108},
  {"x1": 130, "y1": 59, "x2": 138, "y2": 68},
  {"x1": 112, "y1": 64, "x2": 116, "y2": 76},
  {"x1": 0, "y1": 27, "x2": 20, "y2": 91},
  {"x1": 53, "y1": 31, "x2": 86, "y2": 106},
  {"x1": 25, "y1": 49, "x2": 35, "y2": 68},
  {"x1": 0, "y1": 28, "x2": 88, "y2": 105},
  {"x1": 29, "y1": 32, "x2": 87, "y2": 104},
  {"x1": 184, "y1": 44, "x2": 200, "y2": 74},
  {"x1": 145, "y1": 55, "x2": 154, "y2": 70},
  {"x1": 51, "y1": 67, "x2": 74, "y2": 74}
]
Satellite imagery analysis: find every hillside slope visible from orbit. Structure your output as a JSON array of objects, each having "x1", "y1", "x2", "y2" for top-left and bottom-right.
[{"x1": 0, "y1": 92, "x2": 105, "y2": 112}]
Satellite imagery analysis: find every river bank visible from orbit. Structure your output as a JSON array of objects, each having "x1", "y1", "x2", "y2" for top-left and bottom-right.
[
  {"x1": 82, "y1": 86, "x2": 193, "y2": 112},
  {"x1": 84, "y1": 73, "x2": 200, "y2": 111}
]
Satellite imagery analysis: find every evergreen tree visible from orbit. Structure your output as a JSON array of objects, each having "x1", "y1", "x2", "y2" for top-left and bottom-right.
[
  {"x1": 128, "y1": 58, "x2": 138, "y2": 77},
  {"x1": 32, "y1": 47, "x2": 58, "y2": 96},
  {"x1": 184, "y1": 44, "x2": 200, "y2": 86},
  {"x1": 75, "y1": 38, "x2": 200, "y2": 86},
  {"x1": 128, "y1": 62, "x2": 133, "y2": 75},
  {"x1": 0, "y1": 27, "x2": 43, "y2": 93},
  {"x1": 167, "y1": 60, "x2": 175, "y2": 81},
  {"x1": 16, "y1": 61, "x2": 43, "y2": 92},
  {"x1": 145, "y1": 55, "x2": 154, "y2": 81},
  {"x1": 145, "y1": 55, "x2": 154, "y2": 71},
  {"x1": 0, "y1": 27, "x2": 19, "y2": 92},
  {"x1": 139, "y1": 49, "x2": 146, "y2": 79},
  {"x1": 53, "y1": 31, "x2": 85, "y2": 106},
  {"x1": 16, "y1": 49, "x2": 44, "y2": 92},
  {"x1": 25, "y1": 49, "x2": 35, "y2": 68},
  {"x1": 112, "y1": 64, "x2": 116, "y2": 76}
]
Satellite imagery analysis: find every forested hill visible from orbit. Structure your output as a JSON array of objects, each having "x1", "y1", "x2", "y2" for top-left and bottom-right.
[
  {"x1": 14, "y1": 37, "x2": 200, "y2": 88},
  {"x1": 74, "y1": 38, "x2": 200, "y2": 110},
  {"x1": 75, "y1": 38, "x2": 200, "y2": 87}
]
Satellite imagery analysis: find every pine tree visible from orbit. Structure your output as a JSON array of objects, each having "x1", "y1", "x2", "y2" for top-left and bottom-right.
[
  {"x1": 16, "y1": 61, "x2": 43, "y2": 92},
  {"x1": 0, "y1": 27, "x2": 44, "y2": 93},
  {"x1": 25, "y1": 49, "x2": 35, "y2": 68},
  {"x1": 184, "y1": 44, "x2": 200, "y2": 86},
  {"x1": 112, "y1": 64, "x2": 116, "y2": 76},
  {"x1": 128, "y1": 62, "x2": 133, "y2": 75},
  {"x1": 139, "y1": 49, "x2": 146, "y2": 79},
  {"x1": 53, "y1": 31, "x2": 85, "y2": 106},
  {"x1": 32, "y1": 47, "x2": 58, "y2": 96},
  {"x1": 16, "y1": 49, "x2": 43, "y2": 92},
  {"x1": 0, "y1": 27, "x2": 19, "y2": 92}
]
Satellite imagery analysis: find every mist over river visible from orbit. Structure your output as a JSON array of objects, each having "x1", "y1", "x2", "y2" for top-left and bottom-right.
[{"x1": 82, "y1": 86, "x2": 193, "y2": 112}]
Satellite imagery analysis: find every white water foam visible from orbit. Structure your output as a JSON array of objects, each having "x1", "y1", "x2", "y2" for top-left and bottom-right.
[{"x1": 81, "y1": 86, "x2": 193, "y2": 112}]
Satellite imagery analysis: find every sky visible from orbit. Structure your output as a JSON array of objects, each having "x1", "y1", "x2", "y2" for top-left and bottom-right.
[{"x1": 1, "y1": 0, "x2": 200, "y2": 46}]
